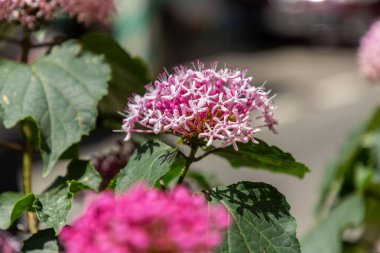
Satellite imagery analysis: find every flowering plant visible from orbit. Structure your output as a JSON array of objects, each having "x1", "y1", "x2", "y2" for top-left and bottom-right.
[{"x1": 1, "y1": 1, "x2": 378, "y2": 253}]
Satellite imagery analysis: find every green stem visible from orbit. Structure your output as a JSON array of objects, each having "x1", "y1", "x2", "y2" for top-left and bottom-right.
[
  {"x1": 20, "y1": 30, "x2": 38, "y2": 234},
  {"x1": 21, "y1": 122, "x2": 37, "y2": 233},
  {"x1": 177, "y1": 145, "x2": 198, "y2": 184}
]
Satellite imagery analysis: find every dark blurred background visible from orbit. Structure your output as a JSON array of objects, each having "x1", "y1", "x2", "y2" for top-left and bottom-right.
[{"x1": 113, "y1": 0, "x2": 380, "y2": 70}]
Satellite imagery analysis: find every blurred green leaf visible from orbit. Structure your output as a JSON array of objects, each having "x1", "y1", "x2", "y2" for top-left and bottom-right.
[
  {"x1": 115, "y1": 140, "x2": 177, "y2": 193},
  {"x1": 80, "y1": 33, "x2": 152, "y2": 116},
  {"x1": 317, "y1": 107, "x2": 380, "y2": 213},
  {"x1": 187, "y1": 171, "x2": 213, "y2": 189},
  {"x1": 0, "y1": 192, "x2": 35, "y2": 229},
  {"x1": 34, "y1": 160, "x2": 102, "y2": 232},
  {"x1": 214, "y1": 139, "x2": 309, "y2": 178},
  {"x1": 204, "y1": 181, "x2": 301, "y2": 253},
  {"x1": 301, "y1": 195, "x2": 365, "y2": 253},
  {"x1": 0, "y1": 42, "x2": 110, "y2": 176}
]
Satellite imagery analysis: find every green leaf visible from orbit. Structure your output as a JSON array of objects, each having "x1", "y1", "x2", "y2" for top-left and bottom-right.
[
  {"x1": 22, "y1": 229, "x2": 59, "y2": 253},
  {"x1": 0, "y1": 192, "x2": 35, "y2": 229},
  {"x1": 316, "y1": 107, "x2": 380, "y2": 213},
  {"x1": 204, "y1": 181, "x2": 301, "y2": 253},
  {"x1": 115, "y1": 140, "x2": 177, "y2": 193},
  {"x1": 214, "y1": 140, "x2": 309, "y2": 178},
  {"x1": 301, "y1": 195, "x2": 365, "y2": 253},
  {"x1": 187, "y1": 171, "x2": 213, "y2": 189},
  {"x1": 159, "y1": 155, "x2": 186, "y2": 187},
  {"x1": 34, "y1": 160, "x2": 102, "y2": 232},
  {"x1": 80, "y1": 33, "x2": 152, "y2": 116},
  {"x1": 0, "y1": 41, "x2": 110, "y2": 176}
]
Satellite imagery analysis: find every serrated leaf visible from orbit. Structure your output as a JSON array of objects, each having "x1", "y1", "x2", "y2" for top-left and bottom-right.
[
  {"x1": 80, "y1": 33, "x2": 152, "y2": 116},
  {"x1": 115, "y1": 140, "x2": 177, "y2": 193},
  {"x1": 0, "y1": 192, "x2": 35, "y2": 229},
  {"x1": 301, "y1": 195, "x2": 365, "y2": 253},
  {"x1": 0, "y1": 41, "x2": 110, "y2": 176},
  {"x1": 204, "y1": 181, "x2": 301, "y2": 253},
  {"x1": 214, "y1": 139, "x2": 309, "y2": 178},
  {"x1": 34, "y1": 160, "x2": 102, "y2": 232},
  {"x1": 22, "y1": 229, "x2": 59, "y2": 253}
]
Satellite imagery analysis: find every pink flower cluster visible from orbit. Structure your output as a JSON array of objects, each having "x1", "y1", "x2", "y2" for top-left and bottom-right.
[
  {"x1": 0, "y1": 0, "x2": 115, "y2": 29},
  {"x1": 58, "y1": 0, "x2": 116, "y2": 26},
  {"x1": 0, "y1": 0, "x2": 58, "y2": 29},
  {"x1": 0, "y1": 230, "x2": 20, "y2": 253},
  {"x1": 122, "y1": 61, "x2": 277, "y2": 150},
  {"x1": 59, "y1": 183, "x2": 230, "y2": 253},
  {"x1": 359, "y1": 19, "x2": 380, "y2": 82}
]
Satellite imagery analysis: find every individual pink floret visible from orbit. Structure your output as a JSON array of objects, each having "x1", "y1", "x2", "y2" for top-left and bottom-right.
[
  {"x1": 59, "y1": 183, "x2": 230, "y2": 253},
  {"x1": 122, "y1": 61, "x2": 277, "y2": 150},
  {"x1": 359, "y1": 19, "x2": 380, "y2": 82}
]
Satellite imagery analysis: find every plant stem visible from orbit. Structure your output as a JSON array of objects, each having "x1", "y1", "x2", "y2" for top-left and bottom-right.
[
  {"x1": 21, "y1": 122, "x2": 37, "y2": 233},
  {"x1": 0, "y1": 35, "x2": 21, "y2": 45},
  {"x1": 20, "y1": 30, "x2": 38, "y2": 234},
  {"x1": 193, "y1": 148, "x2": 222, "y2": 162},
  {"x1": 20, "y1": 30, "x2": 31, "y2": 63},
  {"x1": 0, "y1": 141, "x2": 23, "y2": 151},
  {"x1": 177, "y1": 145, "x2": 198, "y2": 184}
]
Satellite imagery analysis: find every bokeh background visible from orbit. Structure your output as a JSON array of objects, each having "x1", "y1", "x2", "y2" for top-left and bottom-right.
[{"x1": 1, "y1": 0, "x2": 380, "y2": 237}]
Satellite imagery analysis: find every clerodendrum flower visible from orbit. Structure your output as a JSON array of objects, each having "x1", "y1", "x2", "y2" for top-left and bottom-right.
[
  {"x1": 0, "y1": 230, "x2": 20, "y2": 253},
  {"x1": 0, "y1": 0, "x2": 115, "y2": 29},
  {"x1": 122, "y1": 61, "x2": 277, "y2": 150},
  {"x1": 59, "y1": 183, "x2": 230, "y2": 253},
  {"x1": 359, "y1": 19, "x2": 380, "y2": 82}
]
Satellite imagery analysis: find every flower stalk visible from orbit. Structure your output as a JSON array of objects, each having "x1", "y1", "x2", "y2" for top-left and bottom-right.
[
  {"x1": 20, "y1": 30, "x2": 38, "y2": 234},
  {"x1": 177, "y1": 145, "x2": 199, "y2": 184}
]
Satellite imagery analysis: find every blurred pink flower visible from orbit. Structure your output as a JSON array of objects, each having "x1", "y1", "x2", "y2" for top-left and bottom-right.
[
  {"x1": 59, "y1": 183, "x2": 230, "y2": 253},
  {"x1": 0, "y1": 0, "x2": 115, "y2": 29},
  {"x1": 91, "y1": 141, "x2": 135, "y2": 189},
  {"x1": 0, "y1": 0, "x2": 58, "y2": 29},
  {"x1": 0, "y1": 230, "x2": 20, "y2": 253},
  {"x1": 58, "y1": 0, "x2": 115, "y2": 26},
  {"x1": 359, "y1": 19, "x2": 380, "y2": 82},
  {"x1": 122, "y1": 61, "x2": 277, "y2": 151}
]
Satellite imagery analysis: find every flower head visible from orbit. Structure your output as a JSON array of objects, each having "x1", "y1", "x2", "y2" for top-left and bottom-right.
[
  {"x1": 0, "y1": 0, "x2": 115, "y2": 29},
  {"x1": 0, "y1": 0, "x2": 58, "y2": 30},
  {"x1": 59, "y1": 183, "x2": 230, "y2": 253},
  {"x1": 359, "y1": 19, "x2": 380, "y2": 82},
  {"x1": 122, "y1": 61, "x2": 277, "y2": 150},
  {"x1": 58, "y1": 0, "x2": 116, "y2": 26},
  {"x1": 0, "y1": 230, "x2": 20, "y2": 253}
]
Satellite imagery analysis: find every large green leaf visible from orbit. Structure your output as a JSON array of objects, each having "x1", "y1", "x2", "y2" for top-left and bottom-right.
[
  {"x1": 115, "y1": 140, "x2": 177, "y2": 193},
  {"x1": 301, "y1": 195, "x2": 365, "y2": 253},
  {"x1": 214, "y1": 140, "x2": 309, "y2": 178},
  {"x1": 22, "y1": 229, "x2": 59, "y2": 253},
  {"x1": 34, "y1": 160, "x2": 102, "y2": 232},
  {"x1": 0, "y1": 42, "x2": 110, "y2": 176},
  {"x1": 204, "y1": 181, "x2": 301, "y2": 253},
  {"x1": 80, "y1": 33, "x2": 151, "y2": 116},
  {"x1": 317, "y1": 107, "x2": 380, "y2": 213},
  {"x1": 0, "y1": 192, "x2": 35, "y2": 229}
]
